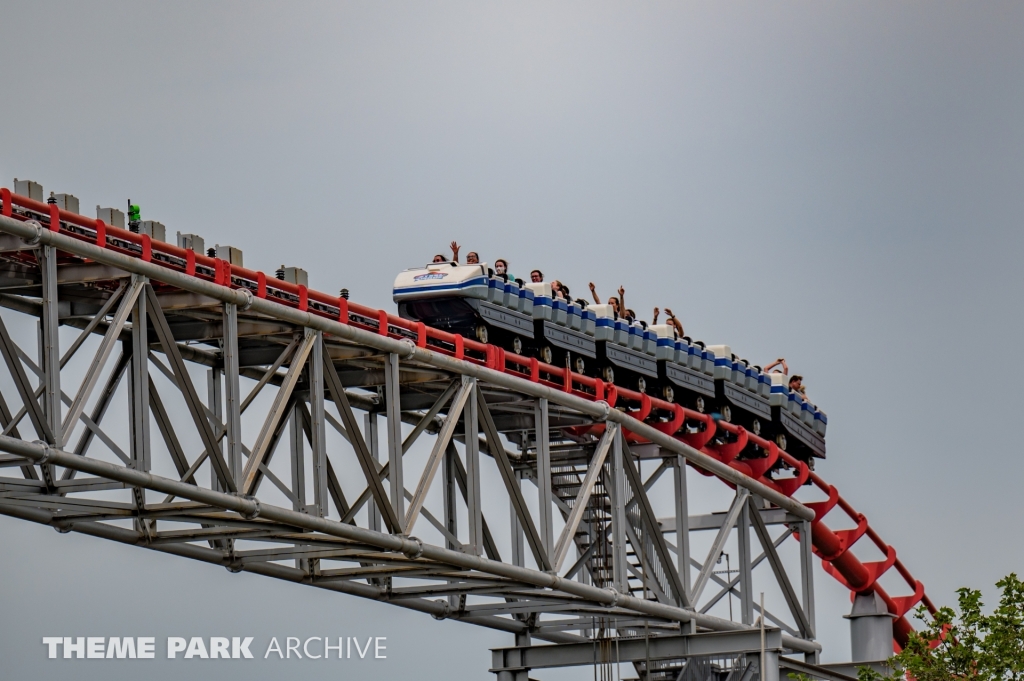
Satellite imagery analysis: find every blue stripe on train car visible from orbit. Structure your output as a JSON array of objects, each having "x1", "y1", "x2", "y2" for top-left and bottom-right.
[{"x1": 394, "y1": 276, "x2": 490, "y2": 295}]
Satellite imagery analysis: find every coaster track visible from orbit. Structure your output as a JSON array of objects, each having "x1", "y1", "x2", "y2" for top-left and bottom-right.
[{"x1": 0, "y1": 187, "x2": 935, "y2": 674}]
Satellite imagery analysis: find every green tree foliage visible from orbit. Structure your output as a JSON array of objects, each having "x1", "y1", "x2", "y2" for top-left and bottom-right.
[
  {"x1": 792, "y1": 574, "x2": 1024, "y2": 681},
  {"x1": 883, "y1": 573, "x2": 1024, "y2": 681}
]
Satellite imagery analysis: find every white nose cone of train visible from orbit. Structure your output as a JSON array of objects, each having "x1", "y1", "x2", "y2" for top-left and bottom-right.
[{"x1": 393, "y1": 262, "x2": 491, "y2": 303}]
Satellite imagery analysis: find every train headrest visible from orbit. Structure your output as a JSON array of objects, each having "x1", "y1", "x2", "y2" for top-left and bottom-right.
[
  {"x1": 649, "y1": 324, "x2": 675, "y2": 339},
  {"x1": 525, "y1": 282, "x2": 551, "y2": 297},
  {"x1": 768, "y1": 372, "x2": 788, "y2": 386},
  {"x1": 706, "y1": 344, "x2": 730, "y2": 357},
  {"x1": 589, "y1": 304, "x2": 615, "y2": 319}
]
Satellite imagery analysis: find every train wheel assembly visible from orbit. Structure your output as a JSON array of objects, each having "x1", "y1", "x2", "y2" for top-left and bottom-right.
[
  {"x1": 475, "y1": 324, "x2": 489, "y2": 344},
  {"x1": 539, "y1": 345, "x2": 553, "y2": 364},
  {"x1": 512, "y1": 336, "x2": 523, "y2": 355}
]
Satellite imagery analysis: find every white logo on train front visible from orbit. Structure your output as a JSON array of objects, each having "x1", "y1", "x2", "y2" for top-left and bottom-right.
[{"x1": 414, "y1": 273, "x2": 447, "y2": 281}]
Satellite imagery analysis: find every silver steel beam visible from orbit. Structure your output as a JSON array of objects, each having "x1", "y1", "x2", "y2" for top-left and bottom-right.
[
  {"x1": 476, "y1": 387, "x2": 551, "y2": 572},
  {"x1": 241, "y1": 331, "x2": 315, "y2": 495},
  {"x1": 384, "y1": 352, "x2": 404, "y2": 524},
  {"x1": 320, "y1": 340, "x2": 402, "y2": 533},
  {"x1": 464, "y1": 379, "x2": 482, "y2": 554},
  {"x1": 223, "y1": 302, "x2": 243, "y2": 486},
  {"x1": 60, "y1": 276, "x2": 143, "y2": 446},
  {"x1": 144, "y1": 285, "x2": 235, "y2": 493},
  {"x1": 405, "y1": 376, "x2": 471, "y2": 533},
  {"x1": 749, "y1": 497, "x2": 812, "y2": 638},
  {"x1": 535, "y1": 397, "x2": 553, "y2": 558},
  {"x1": 691, "y1": 488, "x2": 749, "y2": 604},
  {"x1": 491, "y1": 629, "x2": 784, "y2": 671},
  {"x1": 0, "y1": 435, "x2": 821, "y2": 651},
  {"x1": 308, "y1": 329, "x2": 328, "y2": 518},
  {"x1": 551, "y1": 425, "x2": 616, "y2": 573},
  {"x1": 38, "y1": 244, "x2": 61, "y2": 445},
  {"x1": 0, "y1": 215, "x2": 811, "y2": 521},
  {"x1": 674, "y1": 455, "x2": 691, "y2": 595}
]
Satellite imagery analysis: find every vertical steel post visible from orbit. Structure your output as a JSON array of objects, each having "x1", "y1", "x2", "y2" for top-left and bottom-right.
[
  {"x1": 609, "y1": 426, "x2": 627, "y2": 593},
  {"x1": 761, "y1": 650, "x2": 780, "y2": 681},
  {"x1": 289, "y1": 404, "x2": 307, "y2": 572},
  {"x1": 738, "y1": 498, "x2": 754, "y2": 625},
  {"x1": 800, "y1": 518, "x2": 818, "y2": 660},
  {"x1": 365, "y1": 412, "x2": 381, "y2": 532},
  {"x1": 849, "y1": 592, "x2": 893, "y2": 663},
  {"x1": 511, "y1": 468, "x2": 525, "y2": 567},
  {"x1": 673, "y1": 455, "x2": 692, "y2": 595},
  {"x1": 129, "y1": 280, "x2": 150, "y2": 473},
  {"x1": 513, "y1": 631, "x2": 531, "y2": 681},
  {"x1": 207, "y1": 368, "x2": 224, "y2": 492},
  {"x1": 290, "y1": 405, "x2": 307, "y2": 513},
  {"x1": 222, "y1": 302, "x2": 242, "y2": 487},
  {"x1": 535, "y1": 398, "x2": 553, "y2": 560},
  {"x1": 443, "y1": 443, "x2": 458, "y2": 550},
  {"x1": 309, "y1": 329, "x2": 327, "y2": 518},
  {"x1": 443, "y1": 441, "x2": 459, "y2": 611},
  {"x1": 384, "y1": 352, "x2": 404, "y2": 526},
  {"x1": 464, "y1": 378, "x2": 482, "y2": 554},
  {"x1": 39, "y1": 244, "x2": 61, "y2": 444}
]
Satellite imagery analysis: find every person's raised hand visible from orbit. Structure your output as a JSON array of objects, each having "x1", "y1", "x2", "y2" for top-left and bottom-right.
[
  {"x1": 589, "y1": 282, "x2": 596, "y2": 291},
  {"x1": 617, "y1": 285, "x2": 625, "y2": 298},
  {"x1": 653, "y1": 306, "x2": 660, "y2": 317}
]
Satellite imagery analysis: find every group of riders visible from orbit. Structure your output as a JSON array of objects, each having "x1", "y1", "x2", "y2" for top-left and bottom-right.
[{"x1": 431, "y1": 242, "x2": 808, "y2": 398}]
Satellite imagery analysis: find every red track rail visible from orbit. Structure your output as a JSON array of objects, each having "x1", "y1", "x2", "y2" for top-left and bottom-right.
[{"x1": 1, "y1": 189, "x2": 935, "y2": 648}]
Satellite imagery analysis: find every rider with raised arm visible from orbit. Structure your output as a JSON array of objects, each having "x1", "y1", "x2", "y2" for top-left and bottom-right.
[
  {"x1": 588, "y1": 282, "x2": 625, "y2": 317},
  {"x1": 653, "y1": 307, "x2": 684, "y2": 338},
  {"x1": 447, "y1": 241, "x2": 480, "y2": 264}
]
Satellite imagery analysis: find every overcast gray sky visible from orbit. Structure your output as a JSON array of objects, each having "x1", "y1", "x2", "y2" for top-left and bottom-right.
[{"x1": 1, "y1": 2, "x2": 1022, "y2": 679}]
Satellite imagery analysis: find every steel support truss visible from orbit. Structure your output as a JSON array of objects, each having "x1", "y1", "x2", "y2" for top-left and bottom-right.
[{"x1": 0, "y1": 214, "x2": 823, "y2": 680}]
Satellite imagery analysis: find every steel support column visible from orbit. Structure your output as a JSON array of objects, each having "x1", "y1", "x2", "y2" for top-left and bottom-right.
[
  {"x1": 365, "y1": 412, "x2": 381, "y2": 532},
  {"x1": 129, "y1": 281, "x2": 150, "y2": 474},
  {"x1": 290, "y1": 405, "x2": 306, "y2": 514},
  {"x1": 535, "y1": 397, "x2": 553, "y2": 559},
  {"x1": 38, "y1": 244, "x2": 61, "y2": 445},
  {"x1": 510, "y1": 469, "x2": 525, "y2": 568},
  {"x1": 800, "y1": 518, "x2": 817, "y2": 645},
  {"x1": 207, "y1": 368, "x2": 224, "y2": 492},
  {"x1": 609, "y1": 426, "x2": 628, "y2": 593},
  {"x1": 464, "y1": 377, "x2": 482, "y2": 554},
  {"x1": 308, "y1": 329, "x2": 327, "y2": 518},
  {"x1": 738, "y1": 498, "x2": 754, "y2": 625},
  {"x1": 222, "y1": 302, "x2": 243, "y2": 487},
  {"x1": 384, "y1": 352, "x2": 404, "y2": 525},
  {"x1": 674, "y1": 455, "x2": 691, "y2": 595}
]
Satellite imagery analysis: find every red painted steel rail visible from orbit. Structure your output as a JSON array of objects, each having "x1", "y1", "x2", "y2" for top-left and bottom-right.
[{"x1": 0, "y1": 189, "x2": 935, "y2": 649}]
